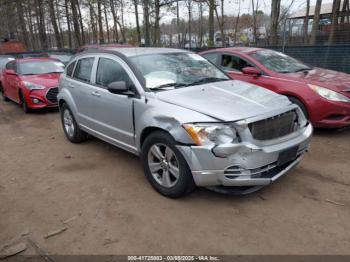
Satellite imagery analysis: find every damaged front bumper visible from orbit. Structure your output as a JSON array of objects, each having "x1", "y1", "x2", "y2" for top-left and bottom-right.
[{"x1": 177, "y1": 122, "x2": 313, "y2": 188}]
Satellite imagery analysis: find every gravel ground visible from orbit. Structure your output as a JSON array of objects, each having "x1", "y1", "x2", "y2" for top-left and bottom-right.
[{"x1": 0, "y1": 99, "x2": 350, "y2": 256}]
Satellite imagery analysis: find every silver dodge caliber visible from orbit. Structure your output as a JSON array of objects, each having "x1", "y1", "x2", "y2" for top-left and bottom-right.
[{"x1": 58, "y1": 48, "x2": 312, "y2": 198}]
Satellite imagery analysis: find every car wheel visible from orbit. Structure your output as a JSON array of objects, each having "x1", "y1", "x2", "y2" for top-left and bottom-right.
[
  {"x1": 141, "y1": 131, "x2": 195, "y2": 198},
  {"x1": 19, "y1": 91, "x2": 30, "y2": 113},
  {"x1": 288, "y1": 96, "x2": 309, "y2": 119},
  {"x1": 1, "y1": 86, "x2": 9, "y2": 102},
  {"x1": 60, "y1": 103, "x2": 87, "y2": 143}
]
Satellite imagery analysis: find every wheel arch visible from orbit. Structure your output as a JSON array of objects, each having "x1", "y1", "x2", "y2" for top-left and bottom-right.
[
  {"x1": 280, "y1": 92, "x2": 310, "y2": 116},
  {"x1": 139, "y1": 126, "x2": 171, "y2": 149}
]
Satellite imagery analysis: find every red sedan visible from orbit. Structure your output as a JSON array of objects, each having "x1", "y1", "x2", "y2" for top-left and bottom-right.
[
  {"x1": 1, "y1": 57, "x2": 64, "y2": 113},
  {"x1": 200, "y1": 47, "x2": 350, "y2": 128}
]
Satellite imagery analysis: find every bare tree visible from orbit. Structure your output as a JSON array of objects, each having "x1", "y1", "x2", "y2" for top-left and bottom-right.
[
  {"x1": 143, "y1": 0, "x2": 151, "y2": 46},
  {"x1": 76, "y1": 0, "x2": 86, "y2": 44},
  {"x1": 212, "y1": 0, "x2": 226, "y2": 47},
  {"x1": 48, "y1": 0, "x2": 63, "y2": 48},
  {"x1": 328, "y1": 0, "x2": 341, "y2": 44},
  {"x1": 16, "y1": 0, "x2": 30, "y2": 48},
  {"x1": 65, "y1": 0, "x2": 73, "y2": 48},
  {"x1": 97, "y1": 0, "x2": 105, "y2": 44},
  {"x1": 310, "y1": 0, "x2": 322, "y2": 45},
  {"x1": 208, "y1": 0, "x2": 215, "y2": 47},
  {"x1": 234, "y1": 0, "x2": 241, "y2": 45},
  {"x1": 104, "y1": 0, "x2": 110, "y2": 43},
  {"x1": 70, "y1": 0, "x2": 81, "y2": 46},
  {"x1": 303, "y1": 0, "x2": 310, "y2": 43},
  {"x1": 133, "y1": 0, "x2": 141, "y2": 45},
  {"x1": 110, "y1": 0, "x2": 119, "y2": 42},
  {"x1": 340, "y1": 0, "x2": 350, "y2": 23},
  {"x1": 270, "y1": 0, "x2": 281, "y2": 45}
]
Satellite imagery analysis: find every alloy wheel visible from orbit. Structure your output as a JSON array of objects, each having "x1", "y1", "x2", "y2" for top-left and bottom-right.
[
  {"x1": 63, "y1": 109, "x2": 75, "y2": 138},
  {"x1": 147, "y1": 143, "x2": 180, "y2": 188}
]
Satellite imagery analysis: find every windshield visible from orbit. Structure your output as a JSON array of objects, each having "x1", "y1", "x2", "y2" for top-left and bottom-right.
[
  {"x1": 250, "y1": 50, "x2": 312, "y2": 73},
  {"x1": 0, "y1": 57, "x2": 14, "y2": 69},
  {"x1": 130, "y1": 53, "x2": 229, "y2": 90},
  {"x1": 19, "y1": 60, "x2": 65, "y2": 75}
]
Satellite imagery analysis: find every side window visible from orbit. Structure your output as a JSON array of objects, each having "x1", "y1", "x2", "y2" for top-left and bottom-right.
[
  {"x1": 95, "y1": 58, "x2": 131, "y2": 88},
  {"x1": 221, "y1": 54, "x2": 251, "y2": 72},
  {"x1": 6, "y1": 61, "x2": 16, "y2": 71},
  {"x1": 202, "y1": 53, "x2": 219, "y2": 65},
  {"x1": 66, "y1": 60, "x2": 76, "y2": 77},
  {"x1": 73, "y1": 57, "x2": 94, "y2": 83}
]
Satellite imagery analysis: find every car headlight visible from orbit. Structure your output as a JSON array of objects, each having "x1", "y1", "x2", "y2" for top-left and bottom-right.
[
  {"x1": 183, "y1": 123, "x2": 238, "y2": 145},
  {"x1": 308, "y1": 84, "x2": 350, "y2": 103},
  {"x1": 23, "y1": 81, "x2": 46, "y2": 90}
]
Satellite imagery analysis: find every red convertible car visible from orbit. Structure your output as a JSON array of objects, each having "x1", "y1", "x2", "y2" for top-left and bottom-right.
[
  {"x1": 200, "y1": 47, "x2": 350, "y2": 128},
  {"x1": 1, "y1": 57, "x2": 64, "y2": 112}
]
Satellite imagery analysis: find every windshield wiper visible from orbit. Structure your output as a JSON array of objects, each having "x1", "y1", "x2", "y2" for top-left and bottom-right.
[
  {"x1": 189, "y1": 77, "x2": 229, "y2": 86},
  {"x1": 151, "y1": 82, "x2": 188, "y2": 90},
  {"x1": 294, "y1": 67, "x2": 313, "y2": 73}
]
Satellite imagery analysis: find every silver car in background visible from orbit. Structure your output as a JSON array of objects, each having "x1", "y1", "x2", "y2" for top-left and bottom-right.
[{"x1": 58, "y1": 48, "x2": 312, "y2": 198}]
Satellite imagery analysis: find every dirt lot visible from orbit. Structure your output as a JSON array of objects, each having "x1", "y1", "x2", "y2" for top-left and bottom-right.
[{"x1": 0, "y1": 99, "x2": 350, "y2": 256}]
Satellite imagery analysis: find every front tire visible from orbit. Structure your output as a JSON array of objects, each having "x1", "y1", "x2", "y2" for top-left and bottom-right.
[
  {"x1": 19, "y1": 91, "x2": 30, "y2": 113},
  {"x1": 288, "y1": 96, "x2": 309, "y2": 119},
  {"x1": 141, "y1": 131, "x2": 195, "y2": 198},
  {"x1": 60, "y1": 103, "x2": 87, "y2": 143}
]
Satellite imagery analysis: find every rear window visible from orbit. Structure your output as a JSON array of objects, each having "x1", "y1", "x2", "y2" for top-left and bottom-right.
[{"x1": 73, "y1": 57, "x2": 94, "y2": 83}]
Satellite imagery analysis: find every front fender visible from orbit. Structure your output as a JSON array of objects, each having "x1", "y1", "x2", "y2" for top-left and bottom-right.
[{"x1": 133, "y1": 96, "x2": 215, "y2": 151}]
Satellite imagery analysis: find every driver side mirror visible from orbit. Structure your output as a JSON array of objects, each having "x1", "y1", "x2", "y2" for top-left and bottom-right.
[
  {"x1": 5, "y1": 69, "x2": 16, "y2": 76},
  {"x1": 242, "y1": 67, "x2": 261, "y2": 77},
  {"x1": 107, "y1": 81, "x2": 135, "y2": 97}
]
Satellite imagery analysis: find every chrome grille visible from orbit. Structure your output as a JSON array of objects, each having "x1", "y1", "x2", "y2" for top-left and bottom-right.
[
  {"x1": 46, "y1": 87, "x2": 59, "y2": 104},
  {"x1": 249, "y1": 111, "x2": 298, "y2": 140}
]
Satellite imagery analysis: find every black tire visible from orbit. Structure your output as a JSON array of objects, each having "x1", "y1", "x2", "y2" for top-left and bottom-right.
[
  {"x1": 60, "y1": 103, "x2": 88, "y2": 143},
  {"x1": 1, "y1": 85, "x2": 9, "y2": 102},
  {"x1": 19, "y1": 91, "x2": 30, "y2": 113},
  {"x1": 288, "y1": 96, "x2": 309, "y2": 119},
  {"x1": 141, "y1": 131, "x2": 195, "y2": 198}
]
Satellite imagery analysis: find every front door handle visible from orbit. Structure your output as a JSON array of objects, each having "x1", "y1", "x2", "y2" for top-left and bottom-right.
[
  {"x1": 91, "y1": 91, "x2": 101, "y2": 97},
  {"x1": 68, "y1": 83, "x2": 74, "y2": 88}
]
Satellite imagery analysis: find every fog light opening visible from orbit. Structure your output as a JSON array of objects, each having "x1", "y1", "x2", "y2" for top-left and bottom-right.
[{"x1": 31, "y1": 98, "x2": 42, "y2": 104}]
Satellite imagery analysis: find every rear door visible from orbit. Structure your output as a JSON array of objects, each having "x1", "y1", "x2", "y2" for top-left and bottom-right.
[
  {"x1": 89, "y1": 54, "x2": 136, "y2": 152},
  {"x1": 69, "y1": 56, "x2": 97, "y2": 129}
]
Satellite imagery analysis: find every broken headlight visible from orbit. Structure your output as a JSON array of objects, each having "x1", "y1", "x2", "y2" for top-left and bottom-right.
[{"x1": 183, "y1": 123, "x2": 238, "y2": 146}]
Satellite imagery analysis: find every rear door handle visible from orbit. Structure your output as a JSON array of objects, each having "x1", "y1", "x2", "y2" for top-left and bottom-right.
[
  {"x1": 68, "y1": 83, "x2": 74, "y2": 88},
  {"x1": 91, "y1": 91, "x2": 101, "y2": 97}
]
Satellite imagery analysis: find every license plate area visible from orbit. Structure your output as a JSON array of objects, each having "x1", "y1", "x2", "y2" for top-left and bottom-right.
[{"x1": 277, "y1": 146, "x2": 298, "y2": 166}]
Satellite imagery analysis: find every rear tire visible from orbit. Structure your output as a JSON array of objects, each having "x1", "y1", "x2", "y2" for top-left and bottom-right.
[
  {"x1": 141, "y1": 131, "x2": 195, "y2": 198},
  {"x1": 288, "y1": 96, "x2": 308, "y2": 119},
  {"x1": 60, "y1": 103, "x2": 88, "y2": 143}
]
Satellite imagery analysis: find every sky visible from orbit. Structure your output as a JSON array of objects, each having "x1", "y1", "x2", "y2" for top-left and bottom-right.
[{"x1": 121, "y1": 0, "x2": 334, "y2": 27}]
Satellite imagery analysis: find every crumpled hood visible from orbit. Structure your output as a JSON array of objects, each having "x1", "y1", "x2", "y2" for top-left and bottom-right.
[{"x1": 156, "y1": 80, "x2": 292, "y2": 121}]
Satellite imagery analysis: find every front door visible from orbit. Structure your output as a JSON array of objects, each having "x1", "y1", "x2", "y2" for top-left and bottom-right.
[
  {"x1": 89, "y1": 55, "x2": 136, "y2": 152},
  {"x1": 4, "y1": 61, "x2": 19, "y2": 101}
]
